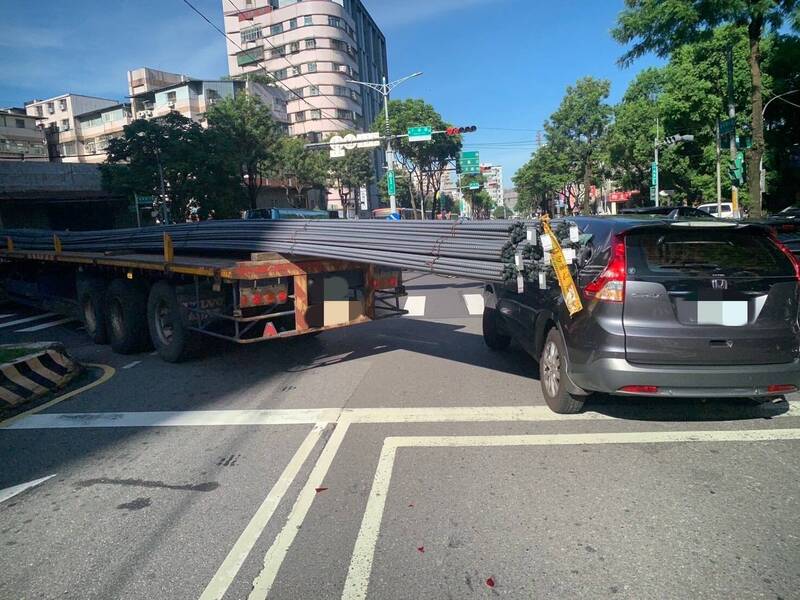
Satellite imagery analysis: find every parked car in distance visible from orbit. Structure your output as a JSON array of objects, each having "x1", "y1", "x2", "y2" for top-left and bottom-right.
[
  {"x1": 243, "y1": 208, "x2": 330, "y2": 220},
  {"x1": 620, "y1": 206, "x2": 714, "y2": 219},
  {"x1": 482, "y1": 216, "x2": 800, "y2": 413},
  {"x1": 697, "y1": 202, "x2": 737, "y2": 218}
]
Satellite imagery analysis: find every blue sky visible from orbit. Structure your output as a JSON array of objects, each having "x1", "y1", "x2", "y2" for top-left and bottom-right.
[{"x1": 0, "y1": 0, "x2": 661, "y2": 185}]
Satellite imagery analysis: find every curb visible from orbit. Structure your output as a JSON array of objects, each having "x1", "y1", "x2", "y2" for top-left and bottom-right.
[{"x1": 0, "y1": 342, "x2": 80, "y2": 406}]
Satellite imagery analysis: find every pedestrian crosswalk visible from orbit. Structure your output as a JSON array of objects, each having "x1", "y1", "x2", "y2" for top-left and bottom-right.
[
  {"x1": 401, "y1": 293, "x2": 485, "y2": 318},
  {"x1": 0, "y1": 309, "x2": 78, "y2": 334}
]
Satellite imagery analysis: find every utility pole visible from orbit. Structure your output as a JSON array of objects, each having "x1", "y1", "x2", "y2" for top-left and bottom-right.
[
  {"x1": 726, "y1": 46, "x2": 738, "y2": 214},
  {"x1": 653, "y1": 117, "x2": 660, "y2": 206},
  {"x1": 716, "y1": 119, "x2": 722, "y2": 215},
  {"x1": 347, "y1": 72, "x2": 422, "y2": 216}
]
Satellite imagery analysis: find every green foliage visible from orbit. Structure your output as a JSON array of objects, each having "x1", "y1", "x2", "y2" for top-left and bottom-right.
[
  {"x1": 372, "y1": 99, "x2": 461, "y2": 216},
  {"x1": 327, "y1": 138, "x2": 373, "y2": 212},
  {"x1": 101, "y1": 113, "x2": 242, "y2": 221},
  {"x1": 206, "y1": 94, "x2": 282, "y2": 209},
  {"x1": 272, "y1": 137, "x2": 329, "y2": 208},
  {"x1": 377, "y1": 170, "x2": 413, "y2": 208}
]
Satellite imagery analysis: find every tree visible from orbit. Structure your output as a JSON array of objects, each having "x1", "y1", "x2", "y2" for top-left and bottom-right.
[
  {"x1": 327, "y1": 141, "x2": 373, "y2": 216},
  {"x1": 272, "y1": 137, "x2": 329, "y2": 208},
  {"x1": 372, "y1": 99, "x2": 461, "y2": 218},
  {"x1": 612, "y1": 0, "x2": 800, "y2": 216},
  {"x1": 102, "y1": 113, "x2": 240, "y2": 221},
  {"x1": 513, "y1": 143, "x2": 575, "y2": 216},
  {"x1": 377, "y1": 170, "x2": 414, "y2": 209},
  {"x1": 206, "y1": 93, "x2": 282, "y2": 209},
  {"x1": 545, "y1": 77, "x2": 612, "y2": 214}
]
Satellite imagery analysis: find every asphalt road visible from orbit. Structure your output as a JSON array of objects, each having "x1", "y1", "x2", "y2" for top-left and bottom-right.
[{"x1": 1, "y1": 274, "x2": 798, "y2": 600}]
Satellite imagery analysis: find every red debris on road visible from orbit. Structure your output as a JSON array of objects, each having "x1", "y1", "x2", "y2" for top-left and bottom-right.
[
  {"x1": 486, "y1": 577, "x2": 495, "y2": 588},
  {"x1": 314, "y1": 487, "x2": 328, "y2": 493}
]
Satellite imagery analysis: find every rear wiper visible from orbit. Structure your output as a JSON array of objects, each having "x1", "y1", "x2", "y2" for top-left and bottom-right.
[{"x1": 660, "y1": 262, "x2": 721, "y2": 269}]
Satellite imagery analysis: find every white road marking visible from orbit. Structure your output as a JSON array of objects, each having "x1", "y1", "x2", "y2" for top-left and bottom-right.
[
  {"x1": 0, "y1": 312, "x2": 57, "y2": 329},
  {"x1": 122, "y1": 361, "x2": 142, "y2": 370},
  {"x1": 462, "y1": 293, "x2": 484, "y2": 316},
  {"x1": 15, "y1": 317, "x2": 77, "y2": 333},
  {"x1": 401, "y1": 295, "x2": 426, "y2": 317},
  {"x1": 199, "y1": 424, "x2": 326, "y2": 600},
  {"x1": 342, "y1": 428, "x2": 800, "y2": 600},
  {"x1": 248, "y1": 419, "x2": 351, "y2": 599},
  {"x1": 149, "y1": 351, "x2": 159, "y2": 356},
  {"x1": 7, "y1": 402, "x2": 799, "y2": 430},
  {"x1": 0, "y1": 474, "x2": 56, "y2": 505},
  {"x1": 0, "y1": 313, "x2": 18, "y2": 319}
]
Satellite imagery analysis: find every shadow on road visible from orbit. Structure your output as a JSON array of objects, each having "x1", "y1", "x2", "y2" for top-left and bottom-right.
[{"x1": 585, "y1": 394, "x2": 791, "y2": 421}]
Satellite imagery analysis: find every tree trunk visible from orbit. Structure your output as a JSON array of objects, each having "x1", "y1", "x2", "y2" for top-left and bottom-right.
[
  {"x1": 747, "y1": 16, "x2": 765, "y2": 217},
  {"x1": 582, "y1": 161, "x2": 592, "y2": 215}
]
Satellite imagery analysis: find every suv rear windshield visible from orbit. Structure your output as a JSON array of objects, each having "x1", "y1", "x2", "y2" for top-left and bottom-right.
[{"x1": 625, "y1": 227, "x2": 795, "y2": 278}]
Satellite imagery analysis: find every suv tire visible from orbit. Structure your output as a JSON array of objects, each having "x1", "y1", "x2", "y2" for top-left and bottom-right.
[
  {"x1": 106, "y1": 279, "x2": 150, "y2": 354},
  {"x1": 540, "y1": 328, "x2": 585, "y2": 414},
  {"x1": 76, "y1": 275, "x2": 108, "y2": 344},
  {"x1": 482, "y1": 307, "x2": 511, "y2": 350}
]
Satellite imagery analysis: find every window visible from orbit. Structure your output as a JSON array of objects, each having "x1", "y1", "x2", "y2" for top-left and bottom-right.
[
  {"x1": 304, "y1": 16, "x2": 313, "y2": 25},
  {"x1": 331, "y1": 39, "x2": 346, "y2": 51},
  {"x1": 294, "y1": 111, "x2": 306, "y2": 122},
  {"x1": 328, "y1": 16, "x2": 341, "y2": 28},
  {"x1": 271, "y1": 45, "x2": 286, "y2": 58},
  {"x1": 60, "y1": 118, "x2": 70, "y2": 131},
  {"x1": 59, "y1": 99, "x2": 67, "y2": 111},
  {"x1": 14, "y1": 118, "x2": 25, "y2": 129},
  {"x1": 291, "y1": 66, "x2": 301, "y2": 76},
  {"x1": 273, "y1": 68, "x2": 288, "y2": 80},
  {"x1": 289, "y1": 18, "x2": 297, "y2": 29},
  {"x1": 307, "y1": 62, "x2": 317, "y2": 73},
  {"x1": 333, "y1": 85, "x2": 348, "y2": 97},
  {"x1": 289, "y1": 41, "x2": 300, "y2": 54},
  {"x1": 241, "y1": 26, "x2": 262, "y2": 43},
  {"x1": 336, "y1": 109, "x2": 352, "y2": 120},
  {"x1": 305, "y1": 38, "x2": 316, "y2": 49},
  {"x1": 292, "y1": 88, "x2": 304, "y2": 98},
  {"x1": 270, "y1": 23, "x2": 283, "y2": 35},
  {"x1": 167, "y1": 91, "x2": 177, "y2": 104},
  {"x1": 237, "y1": 47, "x2": 264, "y2": 66},
  {"x1": 310, "y1": 109, "x2": 321, "y2": 120},
  {"x1": 307, "y1": 85, "x2": 319, "y2": 96},
  {"x1": 35, "y1": 105, "x2": 43, "y2": 117},
  {"x1": 85, "y1": 139, "x2": 96, "y2": 154},
  {"x1": 60, "y1": 141, "x2": 76, "y2": 156},
  {"x1": 47, "y1": 103, "x2": 54, "y2": 115}
]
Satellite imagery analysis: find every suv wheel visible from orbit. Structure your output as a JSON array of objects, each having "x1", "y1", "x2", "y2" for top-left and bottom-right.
[
  {"x1": 482, "y1": 307, "x2": 511, "y2": 350},
  {"x1": 540, "y1": 328, "x2": 585, "y2": 414}
]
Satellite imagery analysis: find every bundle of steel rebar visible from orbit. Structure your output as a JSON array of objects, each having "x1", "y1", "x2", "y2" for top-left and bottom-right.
[{"x1": 1, "y1": 220, "x2": 533, "y2": 282}]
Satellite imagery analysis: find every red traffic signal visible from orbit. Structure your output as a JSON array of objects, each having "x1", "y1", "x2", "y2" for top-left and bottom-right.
[{"x1": 446, "y1": 125, "x2": 477, "y2": 136}]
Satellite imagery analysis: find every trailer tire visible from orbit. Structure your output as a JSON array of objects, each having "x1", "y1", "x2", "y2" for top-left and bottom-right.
[
  {"x1": 106, "y1": 279, "x2": 150, "y2": 354},
  {"x1": 147, "y1": 281, "x2": 198, "y2": 363},
  {"x1": 76, "y1": 275, "x2": 108, "y2": 344},
  {"x1": 482, "y1": 307, "x2": 511, "y2": 351}
]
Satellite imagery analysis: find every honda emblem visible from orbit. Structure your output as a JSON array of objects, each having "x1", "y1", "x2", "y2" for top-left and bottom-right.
[{"x1": 711, "y1": 279, "x2": 728, "y2": 290}]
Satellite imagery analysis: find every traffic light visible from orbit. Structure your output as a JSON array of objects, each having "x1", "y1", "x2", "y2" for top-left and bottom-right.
[
  {"x1": 446, "y1": 125, "x2": 477, "y2": 136},
  {"x1": 728, "y1": 151, "x2": 745, "y2": 186}
]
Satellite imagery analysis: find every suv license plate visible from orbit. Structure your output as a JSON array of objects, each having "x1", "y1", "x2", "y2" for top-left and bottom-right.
[{"x1": 697, "y1": 301, "x2": 748, "y2": 326}]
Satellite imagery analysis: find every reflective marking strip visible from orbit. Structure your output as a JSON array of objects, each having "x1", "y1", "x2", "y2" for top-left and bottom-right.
[
  {"x1": 16, "y1": 317, "x2": 76, "y2": 332},
  {"x1": 198, "y1": 424, "x2": 326, "y2": 600},
  {"x1": 0, "y1": 313, "x2": 18, "y2": 319},
  {"x1": 401, "y1": 296, "x2": 425, "y2": 317},
  {"x1": 0, "y1": 474, "x2": 56, "y2": 505},
  {"x1": 122, "y1": 361, "x2": 141, "y2": 370},
  {"x1": 462, "y1": 293, "x2": 484, "y2": 315},
  {"x1": 0, "y1": 313, "x2": 57, "y2": 329},
  {"x1": 342, "y1": 428, "x2": 800, "y2": 600}
]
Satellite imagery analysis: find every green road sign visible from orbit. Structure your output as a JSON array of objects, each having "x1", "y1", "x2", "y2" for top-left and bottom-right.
[
  {"x1": 460, "y1": 151, "x2": 478, "y2": 159},
  {"x1": 387, "y1": 170, "x2": 396, "y2": 196},
  {"x1": 719, "y1": 117, "x2": 736, "y2": 136},
  {"x1": 407, "y1": 126, "x2": 432, "y2": 143},
  {"x1": 459, "y1": 151, "x2": 480, "y2": 175},
  {"x1": 468, "y1": 181, "x2": 480, "y2": 190},
  {"x1": 649, "y1": 186, "x2": 657, "y2": 203},
  {"x1": 134, "y1": 194, "x2": 154, "y2": 207},
  {"x1": 650, "y1": 162, "x2": 658, "y2": 186}
]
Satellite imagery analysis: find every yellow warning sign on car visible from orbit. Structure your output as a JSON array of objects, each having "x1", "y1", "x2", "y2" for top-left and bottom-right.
[{"x1": 542, "y1": 217, "x2": 583, "y2": 316}]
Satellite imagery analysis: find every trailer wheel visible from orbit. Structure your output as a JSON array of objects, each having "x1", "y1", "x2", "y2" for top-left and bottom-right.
[
  {"x1": 106, "y1": 279, "x2": 150, "y2": 354},
  {"x1": 147, "y1": 281, "x2": 197, "y2": 363},
  {"x1": 482, "y1": 307, "x2": 511, "y2": 350},
  {"x1": 76, "y1": 275, "x2": 108, "y2": 344}
]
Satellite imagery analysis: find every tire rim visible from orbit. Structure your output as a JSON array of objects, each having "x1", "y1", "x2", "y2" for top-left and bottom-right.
[
  {"x1": 542, "y1": 340, "x2": 561, "y2": 398},
  {"x1": 82, "y1": 296, "x2": 97, "y2": 334},
  {"x1": 108, "y1": 299, "x2": 125, "y2": 340},
  {"x1": 154, "y1": 300, "x2": 174, "y2": 346}
]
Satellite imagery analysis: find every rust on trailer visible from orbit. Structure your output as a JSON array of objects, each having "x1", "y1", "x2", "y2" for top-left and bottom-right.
[
  {"x1": 219, "y1": 258, "x2": 365, "y2": 280},
  {"x1": 293, "y1": 273, "x2": 309, "y2": 331}
]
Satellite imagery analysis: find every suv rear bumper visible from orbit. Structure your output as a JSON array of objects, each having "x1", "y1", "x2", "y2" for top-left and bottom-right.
[{"x1": 570, "y1": 358, "x2": 800, "y2": 398}]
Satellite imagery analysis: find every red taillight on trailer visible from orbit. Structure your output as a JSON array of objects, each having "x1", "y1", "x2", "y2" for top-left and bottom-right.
[
  {"x1": 767, "y1": 384, "x2": 797, "y2": 394},
  {"x1": 583, "y1": 235, "x2": 627, "y2": 303},
  {"x1": 618, "y1": 385, "x2": 659, "y2": 394},
  {"x1": 771, "y1": 236, "x2": 800, "y2": 281}
]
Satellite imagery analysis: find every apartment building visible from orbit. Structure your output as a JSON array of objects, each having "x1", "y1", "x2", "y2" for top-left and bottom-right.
[
  {"x1": 481, "y1": 163, "x2": 505, "y2": 208},
  {"x1": 25, "y1": 94, "x2": 120, "y2": 161},
  {"x1": 128, "y1": 67, "x2": 289, "y2": 131},
  {"x1": 74, "y1": 104, "x2": 134, "y2": 164},
  {"x1": 0, "y1": 109, "x2": 48, "y2": 161}
]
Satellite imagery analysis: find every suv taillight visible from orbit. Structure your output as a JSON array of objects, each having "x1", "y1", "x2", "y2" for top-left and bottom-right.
[
  {"x1": 583, "y1": 235, "x2": 626, "y2": 303},
  {"x1": 771, "y1": 236, "x2": 800, "y2": 281}
]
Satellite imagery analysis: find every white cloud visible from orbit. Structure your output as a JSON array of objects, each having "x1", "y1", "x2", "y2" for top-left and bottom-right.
[
  {"x1": 368, "y1": 0, "x2": 500, "y2": 28},
  {"x1": 0, "y1": 26, "x2": 65, "y2": 49}
]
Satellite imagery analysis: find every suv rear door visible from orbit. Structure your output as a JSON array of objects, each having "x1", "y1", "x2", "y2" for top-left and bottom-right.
[{"x1": 622, "y1": 224, "x2": 799, "y2": 366}]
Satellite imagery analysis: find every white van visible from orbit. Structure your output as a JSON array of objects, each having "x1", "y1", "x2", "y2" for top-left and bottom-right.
[{"x1": 698, "y1": 202, "x2": 737, "y2": 218}]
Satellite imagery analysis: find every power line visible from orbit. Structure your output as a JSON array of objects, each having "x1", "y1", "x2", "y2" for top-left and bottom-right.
[{"x1": 180, "y1": 0, "x2": 343, "y2": 125}]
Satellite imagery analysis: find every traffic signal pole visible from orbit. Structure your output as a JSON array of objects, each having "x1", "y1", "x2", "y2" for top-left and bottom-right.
[{"x1": 726, "y1": 47, "x2": 738, "y2": 214}]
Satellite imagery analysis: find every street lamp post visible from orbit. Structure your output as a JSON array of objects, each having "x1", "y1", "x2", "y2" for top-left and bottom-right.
[
  {"x1": 654, "y1": 128, "x2": 694, "y2": 206},
  {"x1": 759, "y1": 89, "x2": 799, "y2": 213},
  {"x1": 347, "y1": 72, "x2": 422, "y2": 215}
]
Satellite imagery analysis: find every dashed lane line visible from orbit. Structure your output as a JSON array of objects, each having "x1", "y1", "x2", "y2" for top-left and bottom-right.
[
  {"x1": 342, "y1": 427, "x2": 800, "y2": 600},
  {"x1": 0, "y1": 312, "x2": 57, "y2": 329},
  {"x1": 15, "y1": 317, "x2": 77, "y2": 333},
  {"x1": 401, "y1": 296, "x2": 426, "y2": 317},
  {"x1": 462, "y1": 293, "x2": 484, "y2": 316},
  {"x1": 122, "y1": 361, "x2": 142, "y2": 370}
]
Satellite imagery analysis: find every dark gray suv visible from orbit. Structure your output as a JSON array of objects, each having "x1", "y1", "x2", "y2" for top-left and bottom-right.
[{"x1": 483, "y1": 216, "x2": 800, "y2": 413}]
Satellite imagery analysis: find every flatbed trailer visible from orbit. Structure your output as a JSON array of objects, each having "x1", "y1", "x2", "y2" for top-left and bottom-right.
[{"x1": 0, "y1": 234, "x2": 405, "y2": 362}]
